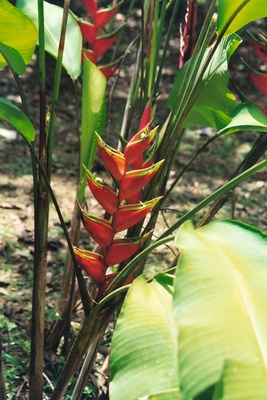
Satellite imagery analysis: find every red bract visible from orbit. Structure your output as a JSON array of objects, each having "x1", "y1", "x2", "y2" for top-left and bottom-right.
[
  {"x1": 124, "y1": 126, "x2": 158, "y2": 165},
  {"x1": 93, "y1": 35, "x2": 118, "y2": 60},
  {"x1": 82, "y1": 0, "x2": 97, "y2": 18},
  {"x1": 104, "y1": 233, "x2": 151, "y2": 266},
  {"x1": 73, "y1": 247, "x2": 108, "y2": 282},
  {"x1": 119, "y1": 160, "x2": 164, "y2": 202},
  {"x1": 99, "y1": 64, "x2": 119, "y2": 79},
  {"x1": 179, "y1": 0, "x2": 198, "y2": 68},
  {"x1": 248, "y1": 69, "x2": 267, "y2": 96},
  {"x1": 96, "y1": 134, "x2": 127, "y2": 181},
  {"x1": 84, "y1": 166, "x2": 119, "y2": 215},
  {"x1": 78, "y1": 21, "x2": 96, "y2": 44},
  {"x1": 95, "y1": 273, "x2": 134, "y2": 302},
  {"x1": 94, "y1": 6, "x2": 120, "y2": 30},
  {"x1": 112, "y1": 197, "x2": 162, "y2": 233},
  {"x1": 81, "y1": 210, "x2": 115, "y2": 248},
  {"x1": 138, "y1": 102, "x2": 153, "y2": 131}
]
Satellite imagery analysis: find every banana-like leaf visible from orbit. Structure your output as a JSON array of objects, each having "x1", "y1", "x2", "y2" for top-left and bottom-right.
[
  {"x1": 173, "y1": 220, "x2": 267, "y2": 400},
  {"x1": 109, "y1": 275, "x2": 180, "y2": 400},
  {"x1": 0, "y1": 0, "x2": 37, "y2": 68},
  {"x1": 218, "y1": 103, "x2": 267, "y2": 135},
  {"x1": 0, "y1": 98, "x2": 35, "y2": 142},
  {"x1": 213, "y1": 360, "x2": 267, "y2": 400},
  {"x1": 217, "y1": 0, "x2": 267, "y2": 37},
  {"x1": 16, "y1": 0, "x2": 82, "y2": 80},
  {"x1": 168, "y1": 35, "x2": 239, "y2": 130}
]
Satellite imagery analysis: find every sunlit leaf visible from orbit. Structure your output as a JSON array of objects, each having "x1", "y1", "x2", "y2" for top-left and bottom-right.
[
  {"x1": 218, "y1": 103, "x2": 267, "y2": 135},
  {"x1": 0, "y1": 0, "x2": 37, "y2": 68},
  {"x1": 110, "y1": 275, "x2": 180, "y2": 400},
  {"x1": 0, "y1": 98, "x2": 35, "y2": 142},
  {"x1": 174, "y1": 220, "x2": 267, "y2": 399},
  {"x1": 168, "y1": 35, "x2": 240, "y2": 130},
  {"x1": 217, "y1": 0, "x2": 267, "y2": 37},
  {"x1": 16, "y1": 0, "x2": 82, "y2": 80}
]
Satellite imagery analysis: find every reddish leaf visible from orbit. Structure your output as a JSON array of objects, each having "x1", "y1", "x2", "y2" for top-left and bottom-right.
[
  {"x1": 96, "y1": 133, "x2": 127, "y2": 181},
  {"x1": 81, "y1": 210, "x2": 115, "y2": 248},
  {"x1": 119, "y1": 160, "x2": 164, "y2": 202},
  {"x1": 73, "y1": 247, "x2": 108, "y2": 282},
  {"x1": 112, "y1": 197, "x2": 162, "y2": 232},
  {"x1": 82, "y1": 0, "x2": 98, "y2": 18},
  {"x1": 93, "y1": 35, "x2": 117, "y2": 59},
  {"x1": 78, "y1": 21, "x2": 96, "y2": 44},
  {"x1": 84, "y1": 165, "x2": 119, "y2": 215}
]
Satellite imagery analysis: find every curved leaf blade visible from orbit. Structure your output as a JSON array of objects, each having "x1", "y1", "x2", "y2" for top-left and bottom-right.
[
  {"x1": 218, "y1": 103, "x2": 267, "y2": 135},
  {"x1": 0, "y1": 0, "x2": 37, "y2": 68},
  {"x1": 217, "y1": 0, "x2": 267, "y2": 37},
  {"x1": 0, "y1": 98, "x2": 35, "y2": 142},
  {"x1": 16, "y1": 0, "x2": 82, "y2": 80},
  {"x1": 110, "y1": 275, "x2": 180, "y2": 400},
  {"x1": 173, "y1": 220, "x2": 267, "y2": 399},
  {"x1": 0, "y1": 42, "x2": 26, "y2": 75}
]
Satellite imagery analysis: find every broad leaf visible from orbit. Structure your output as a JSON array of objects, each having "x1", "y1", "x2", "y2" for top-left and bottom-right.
[
  {"x1": 77, "y1": 56, "x2": 106, "y2": 202},
  {"x1": 218, "y1": 103, "x2": 267, "y2": 135},
  {"x1": 217, "y1": 0, "x2": 267, "y2": 37},
  {"x1": 168, "y1": 35, "x2": 240, "y2": 130},
  {"x1": 16, "y1": 0, "x2": 82, "y2": 80},
  {"x1": 0, "y1": 98, "x2": 35, "y2": 142},
  {"x1": 0, "y1": 42, "x2": 26, "y2": 75},
  {"x1": 0, "y1": 0, "x2": 37, "y2": 68},
  {"x1": 213, "y1": 360, "x2": 267, "y2": 400},
  {"x1": 173, "y1": 220, "x2": 267, "y2": 399},
  {"x1": 110, "y1": 275, "x2": 180, "y2": 400}
]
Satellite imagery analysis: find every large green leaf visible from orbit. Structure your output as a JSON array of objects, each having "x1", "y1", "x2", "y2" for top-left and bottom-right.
[
  {"x1": 168, "y1": 35, "x2": 240, "y2": 130},
  {"x1": 218, "y1": 103, "x2": 267, "y2": 135},
  {"x1": 16, "y1": 0, "x2": 82, "y2": 80},
  {"x1": 0, "y1": 42, "x2": 26, "y2": 75},
  {"x1": 110, "y1": 275, "x2": 180, "y2": 400},
  {"x1": 173, "y1": 220, "x2": 267, "y2": 399},
  {"x1": 217, "y1": 0, "x2": 267, "y2": 37},
  {"x1": 77, "y1": 57, "x2": 106, "y2": 202},
  {"x1": 0, "y1": 0, "x2": 37, "y2": 69},
  {"x1": 0, "y1": 98, "x2": 35, "y2": 142}
]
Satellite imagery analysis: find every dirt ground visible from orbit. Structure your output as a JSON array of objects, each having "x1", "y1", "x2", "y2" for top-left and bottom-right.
[{"x1": 1, "y1": 3, "x2": 267, "y2": 398}]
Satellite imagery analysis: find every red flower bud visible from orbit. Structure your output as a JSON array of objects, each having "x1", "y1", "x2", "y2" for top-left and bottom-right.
[
  {"x1": 73, "y1": 247, "x2": 108, "y2": 282},
  {"x1": 78, "y1": 21, "x2": 96, "y2": 44},
  {"x1": 80, "y1": 209, "x2": 115, "y2": 248},
  {"x1": 84, "y1": 165, "x2": 119, "y2": 215},
  {"x1": 124, "y1": 126, "x2": 158, "y2": 165},
  {"x1": 96, "y1": 133, "x2": 127, "y2": 181},
  {"x1": 112, "y1": 197, "x2": 162, "y2": 232},
  {"x1": 104, "y1": 232, "x2": 152, "y2": 266},
  {"x1": 119, "y1": 160, "x2": 164, "y2": 202}
]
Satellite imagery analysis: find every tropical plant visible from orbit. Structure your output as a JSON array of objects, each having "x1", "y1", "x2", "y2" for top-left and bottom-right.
[{"x1": 1, "y1": 0, "x2": 267, "y2": 398}]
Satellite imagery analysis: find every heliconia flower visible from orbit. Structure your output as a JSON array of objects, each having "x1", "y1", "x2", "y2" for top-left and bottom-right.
[
  {"x1": 84, "y1": 165, "x2": 119, "y2": 215},
  {"x1": 119, "y1": 160, "x2": 164, "y2": 202},
  {"x1": 124, "y1": 126, "x2": 158, "y2": 165},
  {"x1": 78, "y1": 21, "x2": 96, "y2": 44},
  {"x1": 82, "y1": 49, "x2": 96, "y2": 64},
  {"x1": 95, "y1": 272, "x2": 134, "y2": 302},
  {"x1": 73, "y1": 247, "x2": 108, "y2": 282},
  {"x1": 112, "y1": 197, "x2": 162, "y2": 232},
  {"x1": 123, "y1": 190, "x2": 142, "y2": 205},
  {"x1": 104, "y1": 232, "x2": 152, "y2": 266},
  {"x1": 92, "y1": 35, "x2": 118, "y2": 60},
  {"x1": 248, "y1": 32, "x2": 267, "y2": 64},
  {"x1": 96, "y1": 133, "x2": 127, "y2": 181},
  {"x1": 99, "y1": 64, "x2": 119, "y2": 79},
  {"x1": 138, "y1": 102, "x2": 153, "y2": 131},
  {"x1": 82, "y1": 0, "x2": 98, "y2": 18},
  {"x1": 179, "y1": 0, "x2": 198, "y2": 68},
  {"x1": 94, "y1": 4, "x2": 121, "y2": 30},
  {"x1": 248, "y1": 69, "x2": 267, "y2": 96},
  {"x1": 80, "y1": 209, "x2": 115, "y2": 248}
]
